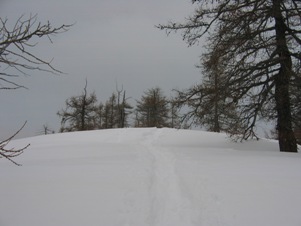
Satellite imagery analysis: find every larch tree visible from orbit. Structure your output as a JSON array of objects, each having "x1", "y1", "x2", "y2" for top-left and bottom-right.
[
  {"x1": 115, "y1": 86, "x2": 133, "y2": 128},
  {"x1": 103, "y1": 93, "x2": 117, "y2": 129},
  {"x1": 174, "y1": 54, "x2": 241, "y2": 133},
  {"x1": 169, "y1": 97, "x2": 182, "y2": 129},
  {"x1": 95, "y1": 103, "x2": 104, "y2": 129},
  {"x1": 57, "y1": 80, "x2": 98, "y2": 132},
  {"x1": 135, "y1": 87, "x2": 170, "y2": 128},
  {"x1": 96, "y1": 89, "x2": 132, "y2": 129},
  {"x1": 0, "y1": 14, "x2": 70, "y2": 164},
  {"x1": 158, "y1": 0, "x2": 301, "y2": 152}
]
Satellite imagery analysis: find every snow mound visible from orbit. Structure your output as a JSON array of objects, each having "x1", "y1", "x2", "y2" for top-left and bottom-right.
[{"x1": 1, "y1": 128, "x2": 301, "y2": 226}]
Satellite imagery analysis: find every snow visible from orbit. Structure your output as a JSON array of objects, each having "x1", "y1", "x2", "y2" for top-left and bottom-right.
[{"x1": 1, "y1": 128, "x2": 301, "y2": 226}]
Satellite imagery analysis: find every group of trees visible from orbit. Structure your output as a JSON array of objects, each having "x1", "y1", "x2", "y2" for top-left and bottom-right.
[
  {"x1": 57, "y1": 81, "x2": 132, "y2": 132},
  {"x1": 57, "y1": 85, "x2": 181, "y2": 132},
  {"x1": 2, "y1": 0, "x2": 301, "y2": 165},
  {"x1": 158, "y1": 0, "x2": 301, "y2": 152}
]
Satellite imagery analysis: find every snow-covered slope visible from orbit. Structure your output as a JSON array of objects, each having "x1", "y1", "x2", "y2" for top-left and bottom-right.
[{"x1": 1, "y1": 128, "x2": 301, "y2": 226}]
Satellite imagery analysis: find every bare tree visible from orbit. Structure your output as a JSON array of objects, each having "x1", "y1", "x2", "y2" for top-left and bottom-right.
[
  {"x1": 0, "y1": 14, "x2": 70, "y2": 164},
  {"x1": 37, "y1": 124, "x2": 55, "y2": 135},
  {"x1": 102, "y1": 93, "x2": 117, "y2": 129},
  {"x1": 100, "y1": 89, "x2": 132, "y2": 129},
  {"x1": 94, "y1": 103, "x2": 104, "y2": 129},
  {"x1": 158, "y1": 0, "x2": 300, "y2": 152},
  {"x1": 135, "y1": 87, "x2": 170, "y2": 128},
  {"x1": 169, "y1": 97, "x2": 181, "y2": 129},
  {"x1": 57, "y1": 80, "x2": 98, "y2": 132},
  {"x1": 174, "y1": 54, "x2": 241, "y2": 133},
  {"x1": 115, "y1": 85, "x2": 132, "y2": 128}
]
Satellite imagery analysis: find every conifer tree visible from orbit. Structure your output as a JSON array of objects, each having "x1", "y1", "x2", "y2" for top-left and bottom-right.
[
  {"x1": 158, "y1": 0, "x2": 301, "y2": 152},
  {"x1": 135, "y1": 87, "x2": 170, "y2": 128},
  {"x1": 57, "y1": 81, "x2": 97, "y2": 132},
  {"x1": 98, "y1": 89, "x2": 132, "y2": 129},
  {"x1": 175, "y1": 54, "x2": 241, "y2": 133}
]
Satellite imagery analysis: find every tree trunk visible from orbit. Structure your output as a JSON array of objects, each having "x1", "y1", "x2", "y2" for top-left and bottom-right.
[
  {"x1": 213, "y1": 71, "x2": 220, "y2": 133},
  {"x1": 273, "y1": 0, "x2": 297, "y2": 152}
]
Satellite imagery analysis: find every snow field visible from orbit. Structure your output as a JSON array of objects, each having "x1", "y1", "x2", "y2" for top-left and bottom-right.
[{"x1": 1, "y1": 128, "x2": 301, "y2": 226}]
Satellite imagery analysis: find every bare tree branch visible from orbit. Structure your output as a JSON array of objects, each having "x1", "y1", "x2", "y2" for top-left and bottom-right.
[
  {"x1": 0, "y1": 122, "x2": 30, "y2": 166},
  {"x1": 0, "y1": 14, "x2": 72, "y2": 89}
]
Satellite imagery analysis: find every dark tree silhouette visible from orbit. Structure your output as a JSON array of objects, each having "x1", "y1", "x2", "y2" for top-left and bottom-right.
[
  {"x1": 158, "y1": 0, "x2": 300, "y2": 152},
  {"x1": 58, "y1": 80, "x2": 98, "y2": 132},
  {"x1": 135, "y1": 87, "x2": 170, "y2": 128}
]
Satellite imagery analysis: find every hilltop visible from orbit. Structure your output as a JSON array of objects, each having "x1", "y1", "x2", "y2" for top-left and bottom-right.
[{"x1": 1, "y1": 128, "x2": 301, "y2": 226}]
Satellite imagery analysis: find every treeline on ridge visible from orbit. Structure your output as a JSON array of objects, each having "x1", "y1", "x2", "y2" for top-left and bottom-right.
[{"x1": 57, "y1": 81, "x2": 182, "y2": 132}]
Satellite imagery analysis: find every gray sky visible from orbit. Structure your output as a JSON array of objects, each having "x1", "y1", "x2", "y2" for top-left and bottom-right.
[{"x1": 0, "y1": 0, "x2": 203, "y2": 139}]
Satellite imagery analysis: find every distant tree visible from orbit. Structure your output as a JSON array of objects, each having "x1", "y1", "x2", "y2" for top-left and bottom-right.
[
  {"x1": 100, "y1": 88, "x2": 132, "y2": 129},
  {"x1": 37, "y1": 124, "x2": 55, "y2": 135},
  {"x1": 158, "y1": 0, "x2": 300, "y2": 152},
  {"x1": 57, "y1": 80, "x2": 97, "y2": 132},
  {"x1": 174, "y1": 53, "x2": 241, "y2": 134},
  {"x1": 0, "y1": 14, "x2": 70, "y2": 164},
  {"x1": 102, "y1": 93, "x2": 117, "y2": 129},
  {"x1": 265, "y1": 126, "x2": 279, "y2": 140},
  {"x1": 135, "y1": 87, "x2": 170, "y2": 128},
  {"x1": 294, "y1": 129, "x2": 301, "y2": 145},
  {"x1": 115, "y1": 85, "x2": 133, "y2": 128},
  {"x1": 169, "y1": 97, "x2": 181, "y2": 129},
  {"x1": 94, "y1": 103, "x2": 104, "y2": 129}
]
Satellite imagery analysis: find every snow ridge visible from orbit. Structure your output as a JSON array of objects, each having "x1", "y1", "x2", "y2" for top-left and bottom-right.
[{"x1": 1, "y1": 128, "x2": 301, "y2": 226}]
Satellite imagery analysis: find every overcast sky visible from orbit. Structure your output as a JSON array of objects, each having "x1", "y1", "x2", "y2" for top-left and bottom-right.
[{"x1": 0, "y1": 0, "x2": 204, "y2": 139}]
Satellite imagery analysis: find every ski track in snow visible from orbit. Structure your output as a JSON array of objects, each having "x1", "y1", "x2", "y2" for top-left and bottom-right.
[{"x1": 140, "y1": 129, "x2": 195, "y2": 226}]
